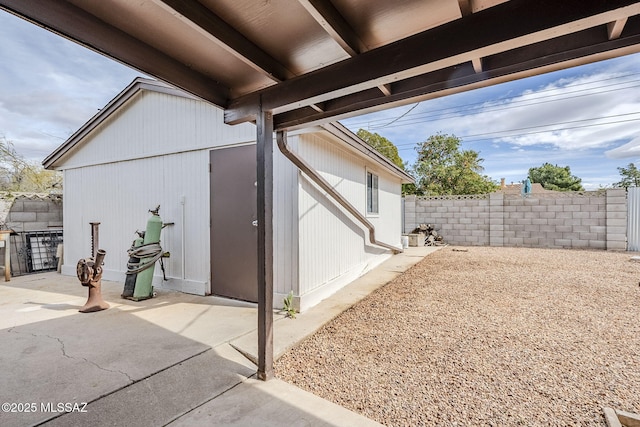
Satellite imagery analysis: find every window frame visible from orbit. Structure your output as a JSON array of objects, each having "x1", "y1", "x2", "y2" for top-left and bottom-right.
[{"x1": 366, "y1": 169, "x2": 379, "y2": 216}]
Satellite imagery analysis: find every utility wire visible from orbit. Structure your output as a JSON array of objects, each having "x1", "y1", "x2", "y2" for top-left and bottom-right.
[
  {"x1": 346, "y1": 71, "x2": 640, "y2": 129},
  {"x1": 36, "y1": 130, "x2": 66, "y2": 141},
  {"x1": 344, "y1": 71, "x2": 640, "y2": 162},
  {"x1": 349, "y1": 71, "x2": 640, "y2": 127},
  {"x1": 367, "y1": 80, "x2": 640, "y2": 129},
  {"x1": 368, "y1": 102, "x2": 420, "y2": 129}
]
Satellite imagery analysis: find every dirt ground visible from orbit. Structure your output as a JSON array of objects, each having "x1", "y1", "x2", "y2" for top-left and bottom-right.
[{"x1": 275, "y1": 247, "x2": 640, "y2": 426}]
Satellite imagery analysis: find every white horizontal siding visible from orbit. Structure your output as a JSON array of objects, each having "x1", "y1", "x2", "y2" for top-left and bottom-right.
[
  {"x1": 62, "y1": 150, "x2": 210, "y2": 294},
  {"x1": 57, "y1": 91, "x2": 255, "y2": 170}
]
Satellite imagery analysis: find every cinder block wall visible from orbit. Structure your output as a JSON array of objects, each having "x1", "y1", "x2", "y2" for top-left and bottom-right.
[
  {"x1": 501, "y1": 193, "x2": 607, "y2": 249},
  {"x1": 0, "y1": 194, "x2": 64, "y2": 276},
  {"x1": 606, "y1": 189, "x2": 628, "y2": 250},
  {"x1": 5, "y1": 195, "x2": 63, "y2": 232},
  {"x1": 404, "y1": 194, "x2": 490, "y2": 246},
  {"x1": 404, "y1": 189, "x2": 627, "y2": 250}
]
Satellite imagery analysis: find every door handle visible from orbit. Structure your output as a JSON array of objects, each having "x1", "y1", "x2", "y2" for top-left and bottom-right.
[{"x1": 252, "y1": 220, "x2": 258, "y2": 227}]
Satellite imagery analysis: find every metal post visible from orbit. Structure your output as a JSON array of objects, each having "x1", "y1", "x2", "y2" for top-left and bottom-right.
[
  {"x1": 90, "y1": 222, "x2": 100, "y2": 259},
  {"x1": 256, "y1": 101, "x2": 274, "y2": 381}
]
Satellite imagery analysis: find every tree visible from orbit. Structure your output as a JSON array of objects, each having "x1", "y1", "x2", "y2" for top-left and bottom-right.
[
  {"x1": 614, "y1": 163, "x2": 640, "y2": 188},
  {"x1": 412, "y1": 133, "x2": 498, "y2": 195},
  {"x1": 356, "y1": 129, "x2": 405, "y2": 170},
  {"x1": 0, "y1": 135, "x2": 61, "y2": 192},
  {"x1": 527, "y1": 163, "x2": 583, "y2": 192}
]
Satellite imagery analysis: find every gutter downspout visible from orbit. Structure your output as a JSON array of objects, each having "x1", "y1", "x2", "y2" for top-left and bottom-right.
[
  {"x1": 276, "y1": 130, "x2": 402, "y2": 254},
  {"x1": 180, "y1": 196, "x2": 186, "y2": 280}
]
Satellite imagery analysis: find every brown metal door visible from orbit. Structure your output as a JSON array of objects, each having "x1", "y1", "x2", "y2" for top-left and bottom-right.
[{"x1": 210, "y1": 145, "x2": 257, "y2": 302}]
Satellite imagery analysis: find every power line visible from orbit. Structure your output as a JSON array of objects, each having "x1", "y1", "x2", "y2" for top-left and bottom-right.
[
  {"x1": 345, "y1": 71, "x2": 640, "y2": 167},
  {"x1": 368, "y1": 80, "x2": 640, "y2": 129},
  {"x1": 372, "y1": 102, "x2": 420, "y2": 128},
  {"x1": 350, "y1": 71, "x2": 640, "y2": 127},
  {"x1": 347, "y1": 71, "x2": 640, "y2": 130},
  {"x1": 36, "y1": 130, "x2": 66, "y2": 141}
]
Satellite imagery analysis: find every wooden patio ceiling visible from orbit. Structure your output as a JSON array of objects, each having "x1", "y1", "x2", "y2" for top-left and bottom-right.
[
  {"x1": 3, "y1": 0, "x2": 640, "y2": 381},
  {"x1": 2, "y1": 0, "x2": 640, "y2": 131}
]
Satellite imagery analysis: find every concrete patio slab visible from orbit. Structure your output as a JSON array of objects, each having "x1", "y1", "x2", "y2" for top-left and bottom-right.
[
  {"x1": 0, "y1": 246, "x2": 437, "y2": 426},
  {"x1": 169, "y1": 377, "x2": 383, "y2": 427},
  {"x1": 44, "y1": 345, "x2": 256, "y2": 427},
  {"x1": 230, "y1": 246, "x2": 440, "y2": 363},
  {"x1": 0, "y1": 274, "x2": 258, "y2": 427}
]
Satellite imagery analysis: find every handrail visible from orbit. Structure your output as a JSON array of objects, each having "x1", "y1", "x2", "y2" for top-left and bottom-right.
[{"x1": 276, "y1": 131, "x2": 401, "y2": 254}]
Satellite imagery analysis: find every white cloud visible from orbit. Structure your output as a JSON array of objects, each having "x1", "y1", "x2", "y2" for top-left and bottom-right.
[
  {"x1": 343, "y1": 53, "x2": 640, "y2": 187},
  {"x1": 347, "y1": 55, "x2": 640, "y2": 147},
  {"x1": 448, "y1": 70, "x2": 640, "y2": 150},
  {"x1": 605, "y1": 135, "x2": 640, "y2": 159},
  {"x1": 0, "y1": 11, "x2": 144, "y2": 162},
  {"x1": 2, "y1": 8, "x2": 639, "y2": 188}
]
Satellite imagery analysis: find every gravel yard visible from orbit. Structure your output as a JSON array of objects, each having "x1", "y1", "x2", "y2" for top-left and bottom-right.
[{"x1": 275, "y1": 247, "x2": 640, "y2": 426}]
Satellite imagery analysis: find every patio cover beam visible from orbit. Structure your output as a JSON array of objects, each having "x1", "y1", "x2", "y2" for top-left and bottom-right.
[
  {"x1": 457, "y1": 0, "x2": 474, "y2": 17},
  {"x1": 297, "y1": 0, "x2": 366, "y2": 56},
  {"x1": 155, "y1": 0, "x2": 294, "y2": 82},
  {"x1": 297, "y1": 0, "x2": 397, "y2": 98},
  {"x1": 274, "y1": 22, "x2": 640, "y2": 130},
  {"x1": 226, "y1": 0, "x2": 640, "y2": 125}
]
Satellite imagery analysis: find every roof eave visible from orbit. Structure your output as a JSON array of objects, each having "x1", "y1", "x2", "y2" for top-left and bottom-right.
[
  {"x1": 42, "y1": 77, "x2": 199, "y2": 169},
  {"x1": 318, "y1": 122, "x2": 415, "y2": 184}
]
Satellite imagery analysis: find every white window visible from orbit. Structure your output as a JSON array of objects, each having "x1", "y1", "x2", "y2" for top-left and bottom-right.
[{"x1": 367, "y1": 171, "x2": 379, "y2": 215}]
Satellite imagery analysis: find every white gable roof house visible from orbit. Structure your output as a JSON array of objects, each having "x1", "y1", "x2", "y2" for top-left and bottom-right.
[{"x1": 44, "y1": 78, "x2": 413, "y2": 312}]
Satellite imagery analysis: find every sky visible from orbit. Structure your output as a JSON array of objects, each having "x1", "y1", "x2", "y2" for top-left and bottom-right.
[
  {"x1": 342, "y1": 57, "x2": 640, "y2": 190},
  {"x1": 1, "y1": 10, "x2": 640, "y2": 190}
]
